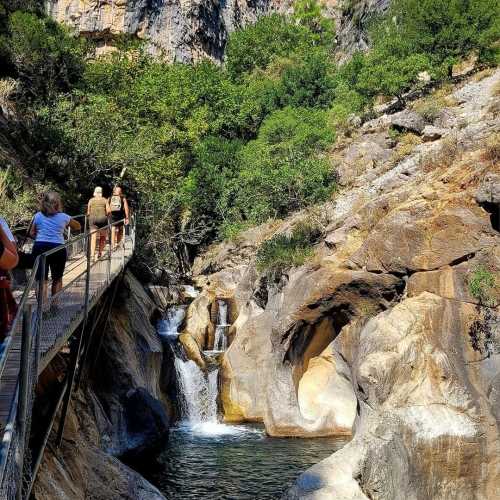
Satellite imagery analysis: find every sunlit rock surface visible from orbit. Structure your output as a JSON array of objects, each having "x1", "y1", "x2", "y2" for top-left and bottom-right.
[{"x1": 188, "y1": 69, "x2": 500, "y2": 496}]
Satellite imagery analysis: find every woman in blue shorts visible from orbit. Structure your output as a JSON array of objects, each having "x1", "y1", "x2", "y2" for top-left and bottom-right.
[{"x1": 30, "y1": 192, "x2": 81, "y2": 308}]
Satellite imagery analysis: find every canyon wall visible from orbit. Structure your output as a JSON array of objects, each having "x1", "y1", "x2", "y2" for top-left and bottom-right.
[
  {"x1": 34, "y1": 272, "x2": 170, "y2": 500},
  {"x1": 183, "y1": 68, "x2": 500, "y2": 497},
  {"x1": 45, "y1": 0, "x2": 389, "y2": 61}
]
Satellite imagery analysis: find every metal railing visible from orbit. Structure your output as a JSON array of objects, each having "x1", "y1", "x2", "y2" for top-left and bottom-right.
[{"x1": 0, "y1": 215, "x2": 136, "y2": 499}]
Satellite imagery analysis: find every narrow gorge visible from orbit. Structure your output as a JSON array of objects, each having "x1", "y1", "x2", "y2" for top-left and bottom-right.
[
  {"x1": 0, "y1": 0, "x2": 498, "y2": 498},
  {"x1": 32, "y1": 67, "x2": 500, "y2": 499}
]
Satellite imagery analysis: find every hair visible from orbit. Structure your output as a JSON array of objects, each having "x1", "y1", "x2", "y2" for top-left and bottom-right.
[
  {"x1": 41, "y1": 191, "x2": 62, "y2": 216},
  {"x1": 93, "y1": 186, "x2": 103, "y2": 197}
]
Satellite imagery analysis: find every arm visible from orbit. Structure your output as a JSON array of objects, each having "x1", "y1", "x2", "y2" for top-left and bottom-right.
[
  {"x1": 105, "y1": 199, "x2": 111, "y2": 216},
  {"x1": 0, "y1": 223, "x2": 19, "y2": 270},
  {"x1": 69, "y1": 218, "x2": 81, "y2": 232},
  {"x1": 87, "y1": 200, "x2": 91, "y2": 216}
]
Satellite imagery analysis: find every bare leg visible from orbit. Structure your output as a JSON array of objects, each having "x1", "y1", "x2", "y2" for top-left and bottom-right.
[
  {"x1": 98, "y1": 230, "x2": 106, "y2": 256},
  {"x1": 111, "y1": 226, "x2": 117, "y2": 250},
  {"x1": 51, "y1": 278, "x2": 63, "y2": 297},
  {"x1": 117, "y1": 225, "x2": 123, "y2": 247},
  {"x1": 90, "y1": 231, "x2": 97, "y2": 259}
]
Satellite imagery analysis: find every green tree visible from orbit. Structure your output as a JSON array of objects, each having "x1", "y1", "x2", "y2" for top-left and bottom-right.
[{"x1": 8, "y1": 11, "x2": 88, "y2": 102}]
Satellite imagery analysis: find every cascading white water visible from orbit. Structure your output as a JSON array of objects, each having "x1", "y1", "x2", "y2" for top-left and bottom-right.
[
  {"x1": 174, "y1": 358, "x2": 218, "y2": 424},
  {"x1": 158, "y1": 306, "x2": 186, "y2": 338},
  {"x1": 213, "y1": 300, "x2": 229, "y2": 352}
]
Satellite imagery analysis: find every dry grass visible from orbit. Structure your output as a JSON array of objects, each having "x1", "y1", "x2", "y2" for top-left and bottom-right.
[
  {"x1": 472, "y1": 67, "x2": 496, "y2": 82},
  {"x1": 482, "y1": 132, "x2": 500, "y2": 163},
  {"x1": 0, "y1": 78, "x2": 18, "y2": 112},
  {"x1": 421, "y1": 133, "x2": 461, "y2": 172},
  {"x1": 413, "y1": 86, "x2": 457, "y2": 123},
  {"x1": 393, "y1": 133, "x2": 423, "y2": 163},
  {"x1": 493, "y1": 79, "x2": 500, "y2": 97}
]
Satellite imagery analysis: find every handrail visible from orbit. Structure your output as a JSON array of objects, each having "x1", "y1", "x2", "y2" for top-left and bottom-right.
[{"x1": 0, "y1": 213, "x2": 136, "y2": 498}]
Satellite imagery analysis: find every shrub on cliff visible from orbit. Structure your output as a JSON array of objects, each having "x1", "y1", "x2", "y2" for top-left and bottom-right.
[
  {"x1": 256, "y1": 221, "x2": 322, "y2": 273},
  {"x1": 233, "y1": 107, "x2": 335, "y2": 224},
  {"x1": 8, "y1": 11, "x2": 88, "y2": 102}
]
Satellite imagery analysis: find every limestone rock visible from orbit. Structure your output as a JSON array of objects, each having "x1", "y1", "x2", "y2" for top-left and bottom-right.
[
  {"x1": 182, "y1": 291, "x2": 214, "y2": 348},
  {"x1": 476, "y1": 173, "x2": 500, "y2": 204},
  {"x1": 422, "y1": 124, "x2": 447, "y2": 142},
  {"x1": 350, "y1": 201, "x2": 496, "y2": 273},
  {"x1": 288, "y1": 293, "x2": 500, "y2": 499},
  {"x1": 34, "y1": 271, "x2": 170, "y2": 499},
  {"x1": 179, "y1": 332, "x2": 206, "y2": 370},
  {"x1": 390, "y1": 110, "x2": 426, "y2": 134}
]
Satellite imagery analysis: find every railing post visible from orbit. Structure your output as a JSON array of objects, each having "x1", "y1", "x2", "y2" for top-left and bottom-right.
[
  {"x1": 16, "y1": 306, "x2": 32, "y2": 500},
  {"x1": 107, "y1": 223, "x2": 112, "y2": 283},
  {"x1": 36, "y1": 254, "x2": 47, "y2": 334},
  {"x1": 56, "y1": 231, "x2": 92, "y2": 447}
]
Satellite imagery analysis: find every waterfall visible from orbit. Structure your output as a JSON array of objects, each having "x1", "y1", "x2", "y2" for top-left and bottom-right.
[
  {"x1": 213, "y1": 300, "x2": 229, "y2": 352},
  {"x1": 158, "y1": 306, "x2": 186, "y2": 338},
  {"x1": 161, "y1": 299, "x2": 242, "y2": 436},
  {"x1": 174, "y1": 358, "x2": 218, "y2": 424}
]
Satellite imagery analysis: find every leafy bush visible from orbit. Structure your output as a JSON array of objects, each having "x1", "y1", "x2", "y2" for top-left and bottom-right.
[
  {"x1": 469, "y1": 265, "x2": 497, "y2": 306},
  {"x1": 8, "y1": 11, "x2": 88, "y2": 101},
  {"x1": 225, "y1": 14, "x2": 320, "y2": 80},
  {"x1": 234, "y1": 107, "x2": 335, "y2": 223},
  {"x1": 256, "y1": 221, "x2": 322, "y2": 273}
]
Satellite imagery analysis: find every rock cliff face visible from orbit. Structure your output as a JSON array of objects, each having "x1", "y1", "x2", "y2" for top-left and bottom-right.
[
  {"x1": 185, "y1": 69, "x2": 500, "y2": 497},
  {"x1": 45, "y1": 0, "x2": 389, "y2": 61},
  {"x1": 46, "y1": 0, "x2": 276, "y2": 60},
  {"x1": 34, "y1": 272, "x2": 170, "y2": 500}
]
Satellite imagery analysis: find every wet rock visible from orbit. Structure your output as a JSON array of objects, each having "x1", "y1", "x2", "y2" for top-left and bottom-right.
[
  {"x1": 120, "y1": 387, "x2": 170, "y2": 463},
  {"x1": 390, "y1": 110, "x2": 426, "y2": 134}
]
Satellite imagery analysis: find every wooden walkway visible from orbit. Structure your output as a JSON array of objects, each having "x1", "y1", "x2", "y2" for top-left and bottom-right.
[{"x1": 0, "y1": 228, "x2": 135, "y2": 497}]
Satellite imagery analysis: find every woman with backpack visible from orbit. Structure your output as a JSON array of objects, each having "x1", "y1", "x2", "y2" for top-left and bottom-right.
[
  {"x1": 30, "y1": 192, "x2": 81, "y2": 310},
  {"x1": 109, "y1": 186, "x2": 129, "y2": 250},
  {"x1": 87, "y1": 186, "x2": 110, "y2": 260},
  {"x1": 0, "y1": 216, "x2": 18, "y2": 342}
]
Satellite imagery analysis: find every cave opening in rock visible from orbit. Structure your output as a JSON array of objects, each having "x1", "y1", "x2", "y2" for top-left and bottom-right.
[{"x1": 479, "y1": 201, "x2": 500, "y2": 231}]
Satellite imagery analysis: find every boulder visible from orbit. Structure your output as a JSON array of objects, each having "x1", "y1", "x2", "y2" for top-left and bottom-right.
[
  {"x1": 178, "y1": 332, "x2": 206, "y2": 370},
  {"x1": 476, "y1": 173, "x2": 500, "y2": 204},
  {"x1": 390, "y1": 110, "x2": 426, "y2": 134},
  {"x1": 350, "y1": 201, "x2": 496, "y2": 273},
  {"x1": 288, "y1": 293, "x2": 500, "y2": 499},
  {"x1": 422, "y1": 125, "x2": 447, "y2": 142},
  {"x1": 120, "y1": 387, "x2": 170, "y2": 463}
]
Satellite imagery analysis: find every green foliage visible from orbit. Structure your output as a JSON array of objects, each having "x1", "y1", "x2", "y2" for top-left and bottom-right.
[
  {"x1": 234, "y1": 107, "x2": 335, "y2": 223},
  {"x1": 469, "y1": 265, "x2": 497, "y2": 306},
  {"x1": 225, "y1": 13, "x2": 322, "y2": 81},
  {"x1": 3, "y1": 0, "x2": 499, "y2": 273},
  {"x1": 256, "y1": 221, "x2": 322, "y2": 273},
  {"x1": 8, "y1": 11, "x2": 88, "y2": 101}
]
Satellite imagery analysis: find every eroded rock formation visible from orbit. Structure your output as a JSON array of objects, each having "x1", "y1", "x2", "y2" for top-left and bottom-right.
[
  {"x1": 184, "y1": 69, "x2": 500, "y2": 496},
  {"x1": 45, "y1": 0, "x2": 390, "y2": 61}
]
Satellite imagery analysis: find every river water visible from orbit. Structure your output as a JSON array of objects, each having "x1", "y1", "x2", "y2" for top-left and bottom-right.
[{"x1": 155, "y1": 305, "x2": 348, "y2": 499}]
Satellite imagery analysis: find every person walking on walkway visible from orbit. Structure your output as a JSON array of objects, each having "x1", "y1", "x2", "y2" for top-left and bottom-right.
[
  {"x1": 0, "y1": 217, "x2": 18, "y2": 341},
  {"x1": 30, "y1": 192, "x2": 81, "y2": 310},
  {"x1": 109, "y1": 186, "x2": 129, "y2": 250},
  {"x1": 87, "y1": 187, "x2": 110, "y2": 260}
]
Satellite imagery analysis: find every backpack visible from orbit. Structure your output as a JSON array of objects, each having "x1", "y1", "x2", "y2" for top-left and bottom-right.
[{"x1": 110, "y1": 195, "x2": 122, "y2": 213}]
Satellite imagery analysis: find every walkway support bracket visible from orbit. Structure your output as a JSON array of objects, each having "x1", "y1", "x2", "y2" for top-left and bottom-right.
[{"x1": 55, "y1": 233, "x2": 92, "y2": 447}]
